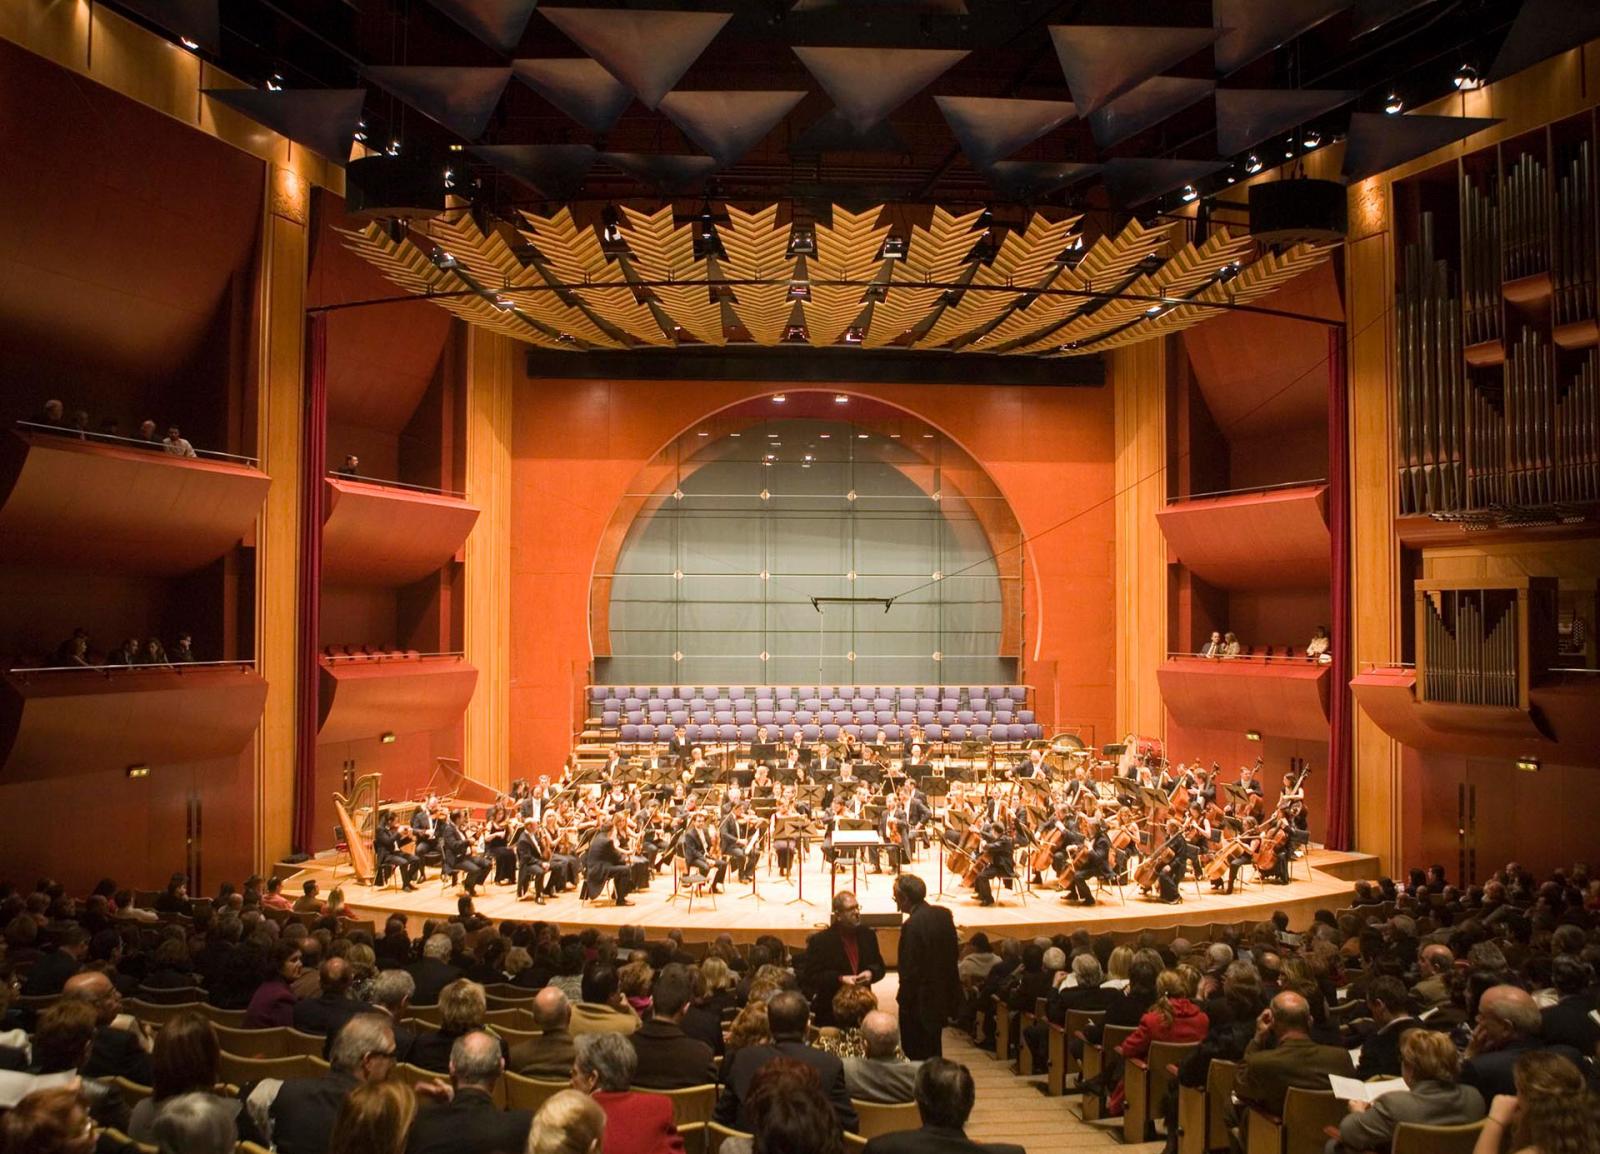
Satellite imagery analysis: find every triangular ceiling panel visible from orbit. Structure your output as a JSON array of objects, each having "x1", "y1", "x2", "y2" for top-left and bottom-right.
[
  {"x1": 984, "y1": 160, "x2": 1100, "y2": 200},
  {"x1": 203, "y1": 88, "x2": 366, "y2": 163},
  {"x1": 1214, "y1": 88, "x2": 1358, "y2": 156},
  {"x1": 539, "y1": 8, "x2": 731, "y2": 109},
  {"x1": 934, "y1": 96, "x2": 1077, "y2": 168},
  {"x1": 424, "y1": 0, "x2": 539, "y2": 55},
  {"x1": 601, "y1": 152, "x2": 719, "y2": 193},
  {"x1": 1213, "y1": 0, "x2": 1354, "y2": 75},
  {"x1": 469, "y1": 143, "x2": 598, "y2": 198},
  {"x1": 1048, "y1": 24, "x2": 1218, "y2": 115},
  {"x1": 1089, "y1": 76, "x2": 1214, "y2": 148},
  {"x1": 1341, "y1": 111, "x2": 1501, "y2": 179},
  {"x1": 1103, "y1": 157, "x2": 1229, "y2": 206},
  {"x1": 792, "y1": 46, "x2": 969, "y2": 132},
  {"x1": 115, "y1": 0, "x2": 221, "y2": 55},
  {"x1": 1489, "y1": 0, "x2": 1600, "y2": 82},
  {"x1": 790, "y1": 109, "x2": 907, "y2": 155},
  {"x1": 1352, "y1": 0, "x2": 1438, "y2": 37},
  {"x1": 364, "y1": 66, "x2": 512, "y2": 141},
  {"x1": 511, "y1": 58, "x2": 633, "y2": 134},
  {"x1": 659, "y1": 90, "x2": 808, "y2": 167}
]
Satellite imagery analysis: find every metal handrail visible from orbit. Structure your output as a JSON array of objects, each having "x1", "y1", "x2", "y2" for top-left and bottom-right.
[
  {"x1": 326, "y1": 471, "x2": 466, "y2": 499},
  {"x1": 320, "y1": 650, "x2": 466, "y2": 663},
  {"x1": 14, "y1": 420, "x2": 260, "y2": 466},
  {"x1": 1359, "y1": 661, "x2": 1418, "y2": 672},
  {"x1": 1167, "y1": 478, "x2": 1328, "y2": 503},
  {"x1": 1166, "y1": 649, "x2": 1325, "y2": 662},
  {"x1": 7, "y1": 659, "x2": 255, "y2": 676}
]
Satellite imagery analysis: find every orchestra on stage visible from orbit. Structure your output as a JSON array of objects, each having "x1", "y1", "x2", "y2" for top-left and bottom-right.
[{"x1": 365, "y1": 728, "x2": 1313, "y2": 911}]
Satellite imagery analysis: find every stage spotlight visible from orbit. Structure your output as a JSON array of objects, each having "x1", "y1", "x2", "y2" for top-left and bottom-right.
[
  {"x1": 881, "y1": 235, "x2": 906, "y2": 259},
  {"x1": 180, "y1": 37, "x2": 200, "y2": 51},
  {"x1": 1181, "y1": 185, "x2": 1198, "y2": 203},
  {"x1": 834, "y1": 393, "x2": 850, "y2": 403},
  {"x1": 431, "y1": 250, "x2": 458, "y2": 270},
  {"x1": 1302, "y1": 129, "x2": 1322, "y2": 149},
  {"x1": 1454, "y1": 63, "x2": 1482, "y2": 91},
  {"x1": 787, "y1": 279, "x2": 811, "y2": 301},
  {"x1": 844, "y1": 329, "x2": 863, "y2": 344},
  {"x1": 1515, "y1": 756, "x2": 1540, "y2": 772},
  {"x1": 787, "y1": 226, "x2": 816, "y2": 256},
  {"x1": 1385, "y1": 92, "x2": 1403, "y2": 115},
  {"x1": 1216, "y1": 261, "x2": 1240, "y2": 283},
  {"x1": 492, "y1": 295, "x2": 514, "y2": 310},
  {"x1": 1057, "y1": 236, "x2": 1086, "y2": 268},
  {"x1": 386, "y1": 140, "x2": 401, "y2": 156},
  {"x1": 266, "y1": 74, "x2": 284, "y2": 91},
  {"x1": 1245, "y1": 154, "x2": 1263, "y2": 174},
  {"x1": 381, "y1": 732, "x2": 397, "y2": 744}
]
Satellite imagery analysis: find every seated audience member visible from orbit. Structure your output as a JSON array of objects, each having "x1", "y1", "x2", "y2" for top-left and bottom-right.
[
  {"x1": 293, "y1": 956, "x2": 360, "y2": 1038},
  {"x1": 1307, "y1": 626, "x2": 1331, "y2": 663},
  {"x1": 1410, "y1": 944, "x2": 1456, "y2": 1009},
  {"x1": 245, "y1": 939, "x2": 302, "y2": 1028},
  {"x1": 408, "y1": 934, "x2": 463, "y2": 1006},
  {"x1": 511, "y1": 987, "x2": 578, "y2": 1078},
  {"x1": 411, "y1": 979, "x2": 502, "y2": 1073},
  {"x1": 862, "y1": 1058, "x2": 1024, "y2": 1154},
  {"x1": 1110, "y1": 969, "x2": 1208, "y2": 1116},
  {"x1": 629, "y1": 964, "x2": 715, "y2": 1089},
  {"x1": 61, "y1": 970, "x2": 152, "y2": 1085},
  {"x1": 261, "y1": 875, "x2": 293, "y2": 911},
  {"x1": 842, "y1": 1011, "x2": 922, "y2": 1104},
  {"x1": 408, "y1": 1030, "x2": 533, "y2": 1154},
  {"x1": 681, "y1": 966, "x2": 727, "y2": 1057},
  {"x1": 570, "y1": 963, "x2": 641, "y2": 1036},
  {"x1": 30, "y1": 1000, "x2": 129, "y2": 1130},
  {"x1": 1331, "y1": 1028, "x2": 1484, "y2": 1154},
  {"x1": 716, "y1": 990, "x2": 858, "y2": 1135},
  {"x1": 136, "y1": 419, "x2": 161, "y2": 446},
  {"x1": 1354, "y1": 976, "x2": 1423, "y2": 1080},
  {"x1": 1461, "y1": 985, "x2": 1580, "y2": 1101},
  {"x1": 1472, "y1": 1050, "x2": 1600, "y2": 1154},
  {"x1": 127, "y1": 1011, "x2": 235, "y2": 1143},
  {"x1": 816, "y1": 982, "x2": 879, "y2": 1059},
  {"x1": 721, "y1": 1057, "x2": 844, "y2": 1154},
  {"x1": 1539, "y1": 955, "x2": 1600, "y2": 1055},
  {"x1": 0, "y1": 1085, "x2": 98, "y2": 1154},
  {"x1": 22, "y1": 925, "x2": 86, "y2": 996},
  {"x1": 354, "y1": 970, "x2": 420, "y2": 1065},
  {"x1": 293, "y1": 880, "x2": 322, "y2": 913},
  {"x1": 140, "y1": 637, "x2": 170, "y2": 666},
  {"x1": 327, "y1": 1079, "x2": 416, "y2": 1154},
  {"x1": 163, "y1": 425, "x2": 197, "y2": 458},
  {"x1": 147, "y1": 1091, "x2": 238, "y2": 1154},
  {"x1": 1232, "y1": 991, "x2": 1354, "y2": 1121},
  {"x1": 142, "y1": 937, "x2": 196, "y2": 990},
  {"x1": 726, "y1": 1000, "x2": 773, "y2": 1064},
  {"x1": 1200, "y1": 631, "x2": 1224, "y2": 658},
  {"x1": 261, "y1": 1015, "x2": 398, "y2": 1154},
  {"x1": 170, "y1": 632, "x2": 196, "y2": 663},
  {"x1": 571, "y1": 1032, "x2": 683, "y2": 1154},
  {"x1": 37, "y1": 398, "x2": 67, "y2": 428},
  {"x1": 53, "y1": 628, "x2": 92, "y2": 667},
  {"x1": 527, "y1": 1089, "x2": 607, "y2": 1154},
  {"x1": 1027, "y1": 952, "x2": 1122, "y2": 1071},
  {"x1": 957, "y1": 934, "x2": 1003, "y2": 985}
]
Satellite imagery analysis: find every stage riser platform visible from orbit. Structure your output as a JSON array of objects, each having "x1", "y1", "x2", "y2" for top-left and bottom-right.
[{"x1": 285, "y1": 848, "x2": 1376, "y2": 960}]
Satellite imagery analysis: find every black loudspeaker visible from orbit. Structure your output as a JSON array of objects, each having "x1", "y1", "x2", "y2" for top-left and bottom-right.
[
  {"x1": 1248, "y1": 179, "x2": 1347, "y2": 245},
  {"x1": 345, "y1": 154, "x2": 447, "y2": 220}
]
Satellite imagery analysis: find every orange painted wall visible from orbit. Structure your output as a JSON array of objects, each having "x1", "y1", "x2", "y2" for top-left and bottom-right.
[{"x1": 509, "y1": 378, "x2": 1116, "y2": 772}]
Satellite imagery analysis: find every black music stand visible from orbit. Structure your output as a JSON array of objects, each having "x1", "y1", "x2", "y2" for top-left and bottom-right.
[{"x1": 774, "y1": 814, "x2": 816, "y2": 907}]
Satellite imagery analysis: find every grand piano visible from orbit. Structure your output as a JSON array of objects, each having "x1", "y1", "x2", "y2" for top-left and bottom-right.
[{"x1": 333, "y1": 757, "x2": 501, "y2": 884}]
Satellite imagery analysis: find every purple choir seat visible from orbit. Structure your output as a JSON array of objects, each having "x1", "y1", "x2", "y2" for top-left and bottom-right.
[
  {"x1": 874, "y1": 710, "x2": 895, "y2": 725},
  {"x1": 843, "y1": 725, "x2": 863, "y2": 739},
  {"x1": 774, "y1": 710, "x2": 794, "y2": 724},
  {"x1": 755, "y1": 710, "x2": 775, "y2": 725},
  {"x1": 803, "y1": 697, "x2": 822, "y2": 711},
  {"x1": 956, "y1": 709, "x2": 975, "y2": 724},
  {"x1": 620, "y1": 724, "x2": 641, "y2": 741},
  {"x1": 1023, "y1": 723, "x2": 1043, "y2": 740},
  {"x1": 666, "y1": 697, "x2": 685, "y2": 712},
  {"x1": 860, "y1": 724, "x2": 880, "y2": 741},
  {"x1": 738, "y1": 724, "x2": 758, "y2": 742},
  {"x1": 1017, "y1": 710, "x2": 1035, "y2": 725},
  {"x1": 601, "y1": 710, "x2": 620, "y2": 727},
  {"x1": 624, "y1": 697, "x2": 643, "y2": 710},
  {"x1": 727, "y1": 686, "x2": 746, "y2": 700},
  {"x1": 974, "y1": 710, "x2": 993, "y2": 725},
  {"x1": 648, "y1": 710, "x2": 667, "y2": 725},
  {"x1": 916, "y1": 710, "x2": 935, "y2": 725},
  {"x1": 882, "y1": 724, "x2": 902, "y2": 742},
  {"x1": 821, "y1": 724, "x2": 841, "y2": 740},
  {"x1": 925, "y1": 724, "x2": 944, "y2": 741},
  {"x1": 689, "y1": 697, "x2": 707, "y2": 711},
  {"x1": 936, "y1": 710, "x2": 955, "y2": 725},
  {"x1": 851, "y1": 697, "x2": 871, "y2": 712},
  {"x1": 801, "y1": 724, "x2": 821, "y2": 741},
  {"x1": 796, "y1": 710, "x2": 815, "y2": 725},
  {"x1": 714, "y1": 697, "x2": 732, "y2": 711},
  {"x1": 777, "y1": 697, "x2": 797, "y2": 711},
  {"x1": 669, "y1": 710, "x2": 688, "y2": 725},
  {"x1": 714, "y1": 709, "x2": 734, "y2": 724},
  {"x1": 895, "y1": 711, "x2": 914, "y2": 725},
  {"x1": 947, "y1": 724, "x2": 968, "y2": 742},
  {"x1": 717, "y1": 724, "x2": 739, "y2": 742},
  {"x1": 897, "y1": 697, "x2": 916, "y2": 711},
  {"x1": 818, "y1": 710, "x2": 836, "y2": 725},
  {"x1": 604, "y1": 697, "x2": 622, "y2": 712},
  {"x1": 656, "y1": 724, "x2": 676, "y2": 741},
  {"x1": 625, "y1": 710, "x2": 644, "y2": 725},
  {"x1": 873, "y1": 697, "x2": 892, "y2": 711},
  {"x1": 735, "y1": 710, "x2": 755, "y2": 725},
  {"x1": 969, "y1": 724, "x2": 990, "y2": 742},
  {"x1": 781, "y1": 724, "x2": 800, "y2": 740},
  {"x1": 691, "y1": 710, "x2": 712, "y2": 724},
  {"x1": 939, "y1": 697, "x2": 959, "y2": 712},
  {"x1": 647, "y1": 696, "x2": 664, "y2": 710},
  {"x1": 1009, "y1": 686, "x2": 1027, "y2": 702},
  {"x1": 917, "y1": 697, "x2": 937, "y2": 712}
]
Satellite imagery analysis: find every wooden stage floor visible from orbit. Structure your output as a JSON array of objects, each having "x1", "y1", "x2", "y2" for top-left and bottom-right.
[{"x1": 293, "y1": 845, "x2": 1378, "y2": 961}]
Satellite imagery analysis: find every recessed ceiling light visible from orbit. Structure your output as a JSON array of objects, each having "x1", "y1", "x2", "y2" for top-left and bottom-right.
[
  {"x1": 772, "y1": 394, "x2": 787, "y2": 403},
  {"x1": 834, "y1": 394, "x2": 849, "y2": 404},
  {"x1": 697, "y1": 430, "x2": 709, "y2": 437},
  {"x1": 180, "y1": 37, "x2": 200, "y2": 50},
  {"x1": 857, "y1": 433, "x2": 868, "y2": 440}
]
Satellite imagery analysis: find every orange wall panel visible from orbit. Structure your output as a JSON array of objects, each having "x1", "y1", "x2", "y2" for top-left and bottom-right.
[{"x1": 509, "y1": 378, "x2": 1116, "y2": 770}]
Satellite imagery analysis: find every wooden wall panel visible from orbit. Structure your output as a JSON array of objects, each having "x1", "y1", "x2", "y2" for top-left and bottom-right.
[
  {"x1": 463, "y1": 328, "x2": 514, "y2": 790},
  {"x1": 1112, "y1": 342, "x2": 1169, "y2": 740}
]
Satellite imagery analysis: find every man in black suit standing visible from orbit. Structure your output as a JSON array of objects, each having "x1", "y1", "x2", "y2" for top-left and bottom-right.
[
  {"x1": 407, "y1": 1029, "x2": 533, "y2": 1154},
  {"x1": 893, "y1": 873, "x2": 960, "y2": 1060},
  {"x1": 862, "y1": 1058, "x2": 1024, "y2": 1154},
  {"x1": 715, "y1": 990, "x2": 859, "y2": 1134},
  {"x1": 802, "y1": 891, "x2": 886, "y2": 1027},
  {"x1": 583, "y1": 813, "x2": 636, "y2": 906}
]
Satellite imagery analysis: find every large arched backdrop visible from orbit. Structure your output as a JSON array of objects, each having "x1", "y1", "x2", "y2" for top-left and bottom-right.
[{"x1": 509, "y1": 377, "x2": 1118, "y2": 771}]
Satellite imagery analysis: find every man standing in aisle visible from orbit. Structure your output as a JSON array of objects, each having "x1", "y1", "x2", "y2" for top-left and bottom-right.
[
  {"x1": 893, "y1": 873, "x2": 960, "y2": 1060},
  {"x1": 802, "y1": 891, "x2": 886, "y2": 1027}
]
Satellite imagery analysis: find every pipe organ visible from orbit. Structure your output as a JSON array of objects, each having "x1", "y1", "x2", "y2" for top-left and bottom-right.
[{"x1": 1415, "y1": 577, "x2": 1559, "y2": 710}]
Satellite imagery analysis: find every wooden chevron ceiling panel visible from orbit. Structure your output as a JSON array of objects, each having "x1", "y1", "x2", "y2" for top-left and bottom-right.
[{"x1": 339, "y1": 202, "x2": 1334, "y2": 359}]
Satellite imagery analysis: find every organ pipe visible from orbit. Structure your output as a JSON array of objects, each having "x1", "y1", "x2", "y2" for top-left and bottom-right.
[{"x1": 1422, "y1": 589, "x2": 1520, "y2": 706}]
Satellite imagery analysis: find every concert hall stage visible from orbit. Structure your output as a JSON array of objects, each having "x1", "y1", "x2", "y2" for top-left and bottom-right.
[{"x1": 285, "y1": 846, "x2": 1379, "y2": 963}]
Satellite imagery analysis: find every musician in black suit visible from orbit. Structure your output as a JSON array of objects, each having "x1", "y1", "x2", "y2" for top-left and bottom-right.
[
  {"x1": 801, "y1": 890, "x2": 886, "y2": 1026},
  {"x1": 512, "y1": 819, "x2": 548, "y2": 903},
  {"x1": 411, "y1": 801, "x2": 440, "y2": 860},
  {"x1": 971, "y1": 819, "x2": 1014, "y2": 908},
  {"x1": 667, "y1": 726, "x2": 693, "y2": 764},
  {"x1": 438, "y1": 810, "x2": 488, "y2": 896},
  {"x1": 893, "y1": 874, "x2": 961, "y2": 1060},
  {"x1": 583, "y1": 814, "x2": 635, "y2": 906},
  {"x1": 683, "y1": 810, "x2": 727, "y2": 891},
  {"x1": 375, "y1": 811, "x2": 420, "y2": 891},
  {"x1": 541, "y1": 811, "x2": 580, "y2": 891},
  {"x1": 720, "y1": 802, "x2": 758, "y2": 883},
  {"x1": 862, "y1": 1058, "x2": 1024, "y2": 1154},
  {"x1": 1020, "y1": 748, "x2": 1048, "y2": 780},
  {"x1": 1061, "y1": 817, "x2": 1110, "y2": 906}
]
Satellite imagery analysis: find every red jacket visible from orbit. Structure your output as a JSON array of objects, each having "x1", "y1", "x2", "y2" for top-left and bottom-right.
[
  {"x1": 1118, "y1": 998, "x2": 1209, "y2": 1061},
  {"x1": 593, "y1": 1090, "x2": 684, "y2": 1154}
]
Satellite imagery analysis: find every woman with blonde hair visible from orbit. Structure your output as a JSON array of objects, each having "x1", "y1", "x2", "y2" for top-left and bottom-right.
[
  {"x1": 727, "y1": 1000, "x2": 772, "y2": 1061},
  {"x1": 1336, "y1": 1028, "x2": 1483, "y2": 1153},
  {"x1": 1104, "y1": 946, "x2": 1134, "y2": 991},
  {"x1": 327, "y1": 1079, "x2": 417, "y2": 1154},
  {"x1": 700, "y1": 957, "x2": 738, "y2": 1016},
  {"x1": 528, "y1": 1089, "x2": 606, "y2": 1154},
  {"x1": 1474, "y1": 1050, "x2": 1600, "y2": 1154}
]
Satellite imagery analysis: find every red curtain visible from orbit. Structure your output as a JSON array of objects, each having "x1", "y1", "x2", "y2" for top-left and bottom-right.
[
  {"x1": 1325, "y1": 327, "x2": 1353, "y2": 849},
  {"x1": 293, "y1": 314, "x2": 327, "y2": 854}
]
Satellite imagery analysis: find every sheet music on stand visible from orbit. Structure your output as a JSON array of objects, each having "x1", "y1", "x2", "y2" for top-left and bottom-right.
[{"x1": 831, "y1": 829, "x2": 882, "y2": 848}]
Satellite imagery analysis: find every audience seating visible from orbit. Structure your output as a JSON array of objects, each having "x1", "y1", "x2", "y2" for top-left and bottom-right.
[
  {"x1": 1077, "y1": 1023, "x2": 1135, "y2": 1122},
  {"x1": 218, "y1": 1051, "x2": 322, "y2": 1084},
  {"x1": 100, "y1": 1129, "x2": 155, "y2": 1154},
  {"x1": 640, "y1": 1084, "x2": 717, "y2": 1127},
  {"x1": 851, "y1": 1099, "x2": 921, "y2": 1139},
  {"x1": 1177, "y1": 1058, "x2": 1237, "y2": 1154},
  {"x1": 109, "y1": 1076, "x2": 152, "y2": 1105},
  {"x1": 1243, "y1": 1087, "x2": 1344, "y2": 1154},
  {"x1": 1390, "y1": 1120, "x2": 1486, "y2": 1154},
  {"x1": 125, "y1": 998, "x2": 205, "y2": 1027},
  {"x1": 133, "y1": 984, "x2": 206, "y2": 1005},
  {"x1": 706, "y1": 1122, "x2": 752, "y2": 1154},
  {"x1": 504, "y1": 1070, "x2": 568, "y2": 1112},
  {"x1": 1124, "y1": 1039, "x2": 1198, "y2": 1144}
]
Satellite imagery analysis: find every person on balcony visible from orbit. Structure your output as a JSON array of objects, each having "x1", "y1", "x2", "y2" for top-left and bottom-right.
[
  {"x1": 335, "y1": 454, "x2": 361, "y2": 478},
  {"x1": 1307, "y1": 626, "x2": 1332, "y2": 664},
  {"x1": 1221, "y1": 632, "x2": 1242, "y2": 659},
  {"x1": 1200, "y1": 631, "x2": 1224, "y2": 659},
  {"x1": 163, "y1": 425, "x2": 197, "y2": 459}
]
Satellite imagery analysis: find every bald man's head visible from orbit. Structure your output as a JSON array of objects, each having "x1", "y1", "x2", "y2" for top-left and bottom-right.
[
  {"x1": 1419, "y1": 944, "x2": 1455, "y2": 976},
  {"x1": 62, "y1": 970, "x2": 118, "y2": 1025},
  {"x1": 533, "y1": 986, "x2": 571, "y2": 1031},
  {"x1": 1478, "y1": 985, "x2": 1540, "y2": 1038},
  {"x1": 1269, "y1": 990, "x2": 1311, "y2": 1037},
  {"x1": 321, "y1": 956, "x2": 353, "y2": 997},
  {"x1": 861, "y1": 1010, "x2": 901, "y2": 1060},
  {"x1": 450, "y1": 1029, "x2": 505, "y2": 1090}
]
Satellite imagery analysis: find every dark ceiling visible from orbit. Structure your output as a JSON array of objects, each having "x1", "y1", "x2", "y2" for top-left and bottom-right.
[{"x1": 117, "y1": 0, "x2": 1537, "y2": 218}]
